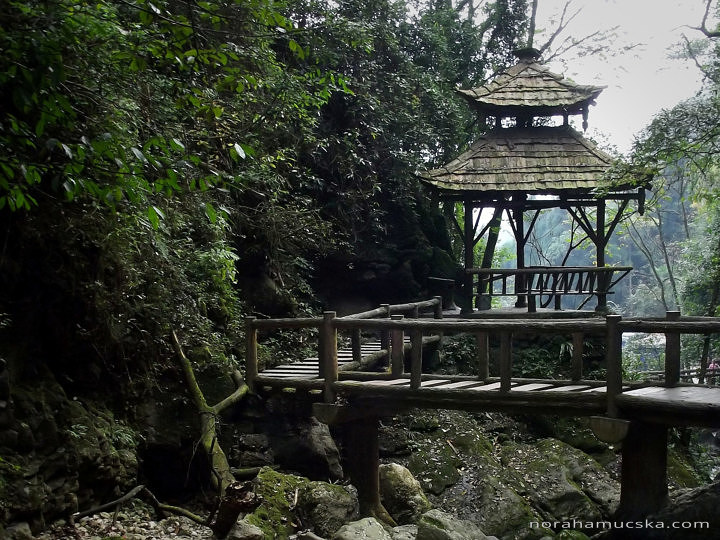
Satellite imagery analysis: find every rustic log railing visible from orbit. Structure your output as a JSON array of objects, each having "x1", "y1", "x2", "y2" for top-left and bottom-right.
[
  {"x1": 339, "y1": 296, "x2": 443, "y2": 366},
  {"x1": 244, "y1": 297, "x2": 443, "y2": 393},
  {"x1": 467, "y1": 266, "x2": 633, "y2": 312},
  {"x1": 246, "y1": 308, "x2": 720, "y2": 423}
]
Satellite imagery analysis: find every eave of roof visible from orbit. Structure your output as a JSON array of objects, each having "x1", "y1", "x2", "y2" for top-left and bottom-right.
[
  {"x1": 419, "y1": 126, "x2": 619, "y2": 194},
  {"x1": 458, "y1": 59, "x2": 605, "y2": 114}
]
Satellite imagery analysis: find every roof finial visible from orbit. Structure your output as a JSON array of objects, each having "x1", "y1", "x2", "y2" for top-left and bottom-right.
[{"x1": 512, "y1": 48, "x2": 542, "y2": 63}]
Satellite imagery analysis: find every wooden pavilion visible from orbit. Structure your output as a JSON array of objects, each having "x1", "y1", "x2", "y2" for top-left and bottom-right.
[{"x1": 420, "y1": 48, "x2": 644, "y2": 314}]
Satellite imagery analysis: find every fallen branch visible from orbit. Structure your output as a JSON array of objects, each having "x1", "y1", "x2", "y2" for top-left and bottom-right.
[{"x1": 70, "y1": 485, "x2": 145, "y2": 525}]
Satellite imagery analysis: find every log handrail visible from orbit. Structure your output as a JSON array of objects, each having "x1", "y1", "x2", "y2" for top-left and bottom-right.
[
  {"x1": 339, "y1": 296, "x2": 442, "y2": 320},
  {"x1": 246, "y1": 309, "x2": 720, "y2": 410}
]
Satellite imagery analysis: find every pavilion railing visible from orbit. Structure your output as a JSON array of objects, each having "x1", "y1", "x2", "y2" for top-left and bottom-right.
[{"x1": 466, "y1": 266, "x2": 633, "y2": 312}]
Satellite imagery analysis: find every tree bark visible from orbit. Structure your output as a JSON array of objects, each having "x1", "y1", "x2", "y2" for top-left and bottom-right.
[{"x1": 171, "y1": 331, "x2": 248, "y2": 495}]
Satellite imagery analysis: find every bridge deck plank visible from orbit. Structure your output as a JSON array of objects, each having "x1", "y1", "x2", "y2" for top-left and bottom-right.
[
  {"x1": 512, "y1": 383, "x2": 554, "y2": 391},
  {"x1": 542, "y1": 384, "x2": 592, "y2": 392}
]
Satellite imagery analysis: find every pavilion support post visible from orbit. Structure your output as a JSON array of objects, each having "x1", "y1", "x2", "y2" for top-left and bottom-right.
[
  {"x1": 462, "y1": 198, "x2": 475, "y2": 314},
  {"x1": 617, "y1": 421, "x2": 668, "y2": 520},
  {"x1": 595, "y1": 200, "x2": 608, "y2": 312},
  {"x1": 512, "y1": 205, "x2": 527, "y2": 308}
]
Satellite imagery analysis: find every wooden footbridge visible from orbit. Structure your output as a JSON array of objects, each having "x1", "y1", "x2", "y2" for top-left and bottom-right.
[{"x1": 244, "y1": 298, "x2": 720, "y2": 521}]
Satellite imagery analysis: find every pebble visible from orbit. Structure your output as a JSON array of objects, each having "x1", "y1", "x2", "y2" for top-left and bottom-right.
[{"x1": 35, "y1": 503, "x2": 215, "y2": 540}]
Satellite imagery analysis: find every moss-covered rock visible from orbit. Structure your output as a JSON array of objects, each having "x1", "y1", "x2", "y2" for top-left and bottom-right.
[
  {"x1": 246, "y1": 467, "x2": 358, "y2": 539},
  {"x1": 416, "y1": 509, "x2": 491, "y2": 539},
  {"x1": 1, "y1": 372, "x2": 139, "y2": 532},
  {"x1": 667, "y1": 447, "x2": 703, "y2": 489},
  {"x1": 298, "y1": 481, "x2": 359, "y2": 537},
  {"x1": 407, "y1": 445, "x2": 461, "y2": 496},
  {"x1": 390, "y1": 411, "x2": 548, "y2": 539},
  {"x1": 379, "y1": 463, "x2": 431, "y2": 524},
  {"x1": 245, "y1": 467, "x2": 310, "y2": 538},
  {"x1": 499, "y1": 438, "x2": 619, "y2": 526},
  {"x1": 332, "y1": 517, "x2": 392, "y2": 540}
]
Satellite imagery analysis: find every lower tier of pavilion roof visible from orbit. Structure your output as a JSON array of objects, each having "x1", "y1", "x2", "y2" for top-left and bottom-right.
[{"x1": 421, "y1": 125, "x2": 634, "y2": 200}]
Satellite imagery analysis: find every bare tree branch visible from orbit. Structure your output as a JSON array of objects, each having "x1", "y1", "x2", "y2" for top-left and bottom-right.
[
  {"x1": 538, "y1": 1, "x2": 581, "y2": 55},
  {"x1": 692, "y1": 0, "x2": 720, "y2": 37},
  {"x1": 681, "y1": 33, "x2": 714, "y2": 81}
]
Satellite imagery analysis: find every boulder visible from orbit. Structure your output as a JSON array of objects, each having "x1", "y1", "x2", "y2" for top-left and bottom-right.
[
  {"x1": 266, "y1": 416, "x2": 344, "y2": 480},
  {"x1": 245, "y1": 468, "x2": 358, "y2": 539},
  {"x1": 644, "y1": 480, "x2": 720, "y2": 539},
  {"x1": 391, "y1": 524, "x2": 418, "y2": 540},
  {"x1": 499, "y1": 438, "x2": 619, "y2": 521},
  {"x1": 227, "y1": 519, "x2": 265, "y2": 540},
  {"x1": 3, "y1": 522, "x2": 33, "y2": 540},
  {"x1": 298, "y1": 481, "x2": 359, "y2": 538},
  {"x1": 331, "y1": 517, "x2": 392, "y2": 540},
  {"x1": 379, "y1": 463, "x2": 431, "y2": 524},
  {"x1": 417, "y1": 509, "x2": 493, "y2": 539}
]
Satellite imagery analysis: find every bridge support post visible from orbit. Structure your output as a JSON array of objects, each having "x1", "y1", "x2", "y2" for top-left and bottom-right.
[
  {"x1": 617, "y1": 421, "x2": 668, "y2": 520},
  {"x1": 344, "y1": 416, "x2": 394, "y2": 524}
]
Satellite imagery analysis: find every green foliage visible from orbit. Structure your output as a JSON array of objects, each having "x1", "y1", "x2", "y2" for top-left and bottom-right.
[
  {"x1": 438, "y1": 333, "x2": 479, "y2": 375},
  {"x1": 0, "y1": 0, "x2": 536, "y2": 396}
]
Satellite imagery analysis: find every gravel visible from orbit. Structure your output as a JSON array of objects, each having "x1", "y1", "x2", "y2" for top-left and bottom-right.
[{"x1": 34, "y1": 502, "x2": 216, "y2": 540}]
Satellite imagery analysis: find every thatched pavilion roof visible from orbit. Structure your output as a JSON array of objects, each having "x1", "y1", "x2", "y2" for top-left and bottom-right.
[
  {"x1": 420, "y1": 125, "x2": 615, "y2": 196},
  {"x1": 457, "y1": 48, "x2": 605, "y2": 118}
]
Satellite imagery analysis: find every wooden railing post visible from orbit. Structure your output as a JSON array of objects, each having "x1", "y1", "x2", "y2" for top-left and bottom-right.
[
  {"x1": 379, "y1": 304, "x2": 390, "y2": 355},
  {"x1": 476, "y1": 332, "x2": 489, "y2": 381},
  {"x1": 665, "y1": 310, "x2": 681, "y2": 386},
  {"x1": 499, "y1": 331, "x2": 512, "y2": 392},
  {"x1": 319, "y1": 311, "x2": 338, "y2": 403},
  {"x1": 410, "y1": 329, "x2": 423, "y2": 390},
  {"x1": 433, "y1": 296, "x2": 443, "y2": 319},
  {"x1": 245, "y1": 317, "x2": 258, "y2": 392},
  {"x1": 351, "y1": 328, "x2": 362, "y2": 363},
  {"x1": 571, "y1": 332, "x2": 584, "y2": 381},
  {"x1": 411, "y1": 305, "x2": 420, "y2": 319},
  {"x1": 605, "y1": 315, "x2": 623, "y2": 417},
  {"x1": 390, "y1": 315, "x2": 405, "y2": 377}
]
